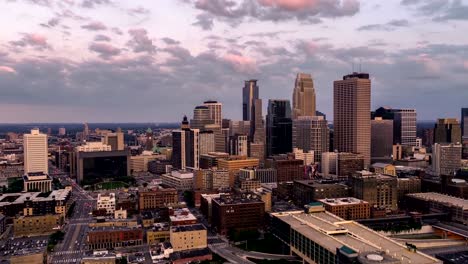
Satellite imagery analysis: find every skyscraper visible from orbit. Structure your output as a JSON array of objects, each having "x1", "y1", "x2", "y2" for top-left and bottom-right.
[
  {"x1": 434, "y1": 118, "x2": 462, "y2": 144},
  {"x1": 145, "y1": 128, "x2": 154, "y2": 151},
  {"x1": 373, "y1": 107, "x2": 417, "y2": 146},
  {"x1": 103, "y1": 129, "x2": 125, "y2": 151},
  {"x1": 23, "y1": 129, "x2": 48, "y2": 175},
  {"x1": 229, "y1": 134, "x2": 248, "y2": 156},
  {"x1": 371, "y1": 117, "x2": 393, "y2": 159},
  {"x1": 266, "y1": 100, "x2": 292, "y2": 157},
  {"x1": 191, "y1": 106, "x2": 213, "y2": 130},
  {"x1": 203, "y1": 101, "x2": 222, "y2": 127},
  {"x1": 292, "y1": 116, "x2": 329, "y2": 162},
  {"x1": 199, "y1": 131, "x2": 215, "y2": 155},
  {"x1": 243, "y1": 80, "x2": 259, "y2": 122},
  {"x1": 333, "y1": 72, "x2": 371, "y2": 167},
  {"x1": 432, "y1": 143, "x2": 462, "y2": 176},
  {"x1": 462, "y1": 108, "x2": 468, "y2": 139},
  {"x1": 172, "y1": 128, "x2": 200, "y2": 170},
  {"x1": 292, "y1": 73, "x2": 316, "y2": 118},
  {"x1": 393, "y1": 109, "x2": 417, "y2": 146}
]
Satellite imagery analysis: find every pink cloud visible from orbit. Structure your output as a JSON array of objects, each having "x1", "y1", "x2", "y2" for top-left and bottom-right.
[
  {"x1": 258, "y1": 0, "x2": 318, "y2": 10},
  {"x1": 410, "y1": 54, "x2": 440, "y2": 74},
  {"x1": 0, "y1": 66, "x2": 16, "y2": 74},
  {"x1": 24, "y1": 34, "x2": 48, "y2": 46},
  {"x1": 464, "y1": 61, "x2": 468, "y2": 70},
  {"x1": 223, "y1": 53, "x2": 257, "y2": 73}
]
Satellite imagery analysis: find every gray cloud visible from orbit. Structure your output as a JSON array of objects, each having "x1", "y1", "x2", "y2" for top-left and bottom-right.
[
  {"x1": 40, "y1": 17, "x2": 60, "y2": 28},
  {"x1": 9, "y1": 33, "x2": 52, "y2": 50},
  {"x1": 185, "y1": 0, "x2": 360, "y2": 29},
  {"x1": 128, "y1": 6, "x2": 151, "y2": 16},
  {"x1": 358, "y1": 19, "x2": 409, "y2": 31},
  {"x1": 81, "y1": 0, "x2": 112, "y2": 8},
  {"x1": 162, "y1": 38, "x2": 180, "y2": 45},
  {"x1": 81, "y1": 21, "x2": 107, "y2": 31},
  {"x1": 127, "y1": 28, "x2": 156, "y2": 54},
  {"x1": 94, "y1": 34, "x2": 111, "y2": 42},
  {"x1": 88, "y1": 42, "x2": 121, "y2": 59},
  {"x1": 402, "y1": 0, "x2": 468, "y2": 21}
]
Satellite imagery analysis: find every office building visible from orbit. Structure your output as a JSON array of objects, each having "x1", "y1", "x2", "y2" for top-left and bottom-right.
[
  {"x1": 239, "y1": 168, "x2": 277, "y2": 183},
  {"x1": 371, "y1": 117, "x2": 393, "y2": 159},
  {"x1": 217, "y1": 156, "x2": 259, "y2": 186},
  {"x1": 462, "y1": 108, "x2": 468, "y2": 139},
  {"x1": 76, "y1": 141, "x2": 111, "y2": 152},
  {"x1": 293, "y1": 180, "x2": 349, "y2": 205},
  {"x1": 198, "y1": 131, "x2": 215, "y2": 155},
  {"x1": 393, "y1": 109, "x2": 417, "y2": 146},
  {"x1": 350, "y1": 171, "x2": 398, "y2": 211},
  {"x1": 23, "y1": 129, "x2": 48, "y2": 175},
  {"x1": 58, "y1": 127, "x2": 66, "y2": 136},
  {"x1": 170, "y1": 224, "x2": 207, "y2": 252},
  {"x1": 161, "y1": 170, "x2": 194, "y2": 191},
  {"x1": 319, "y1": 197, "x2": 370, "y2": 220},
  {"x1": 75, "y1": 149, "x2": 130, "y2": 184},
  {"x1": 266, "y1": 100, "x2": 293, "y2": 157},
  {"x1": 97, "y1": 193, "x2": 116, "y2": 215},
  {"x1": 334, "y1": 72, "x2": 371, "y2": 167},
  {"x1": 172, "y1": 129, "x2": 200, "y2": 170},
  {"x1": 270, "y1": 209, "x2": 441, "y2": 264},
  {"x1": 229, "y1": 120, "x2": 250, "y2": 136},
  {"x1": 292, "y1": 73, "x2": 316, "y2": 118},
  {"x1": 434, "y1": 118, "x2": 462, "y2": 144},
  {"x1": 211, "y1": 194, "x2": 264, "y2": 235},
  {"x1": 102, "y1": 130, "x2": 125, "y2": 151},
  {"x1": 243, "y1": 80, "x2": 259, "y2": 122},
  {"x1": 292, "y1": 116, "x2": 329, "y2": 162},
  {"x1": 292, "y1": 148, "x2": 314, "y2": 166},
  {"x1": 194, "y1": 168, "x2": 229, "y2": 190},
  {"x1": 265, "y1": 155, "x2": 304, "y2": 183},
  {"x1": 204, "y1": 124, "x2": 225, "y2": 153},
  {"x1": 191, "y1": 106, "x2": 213, "y2": 130},
  {"x1": 145, "y1": 128, "x2": 154, "y2": 151},
  {"x1": 203, "y1": 100, "x2": 222, "y2": 126},
  {"x1": 432, "y1": 143, "x2": 462, "y2": 176},
  {"x1": 129, "y1": 153, "x2": 160, "y2": 173},
  {"x1": 138, "y1": 188, "x2": 178, "y2": 211},
  {"x1": 229, "y1": 134, "x2": 248, "y2": 156},
  {"x1": 321, "y1": 152, "x2": 338, "y2": 177},
  {"x1": 199, "y1": 152, "x2": 229, "y2": 169},
  {"x1": 337, "y1": 153, "x2": 365, "y2": 180}
]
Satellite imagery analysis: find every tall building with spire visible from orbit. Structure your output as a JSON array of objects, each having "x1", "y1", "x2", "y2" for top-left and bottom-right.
[
  {"x1": 334, "y1": 72, "x2": 371, "y2": 167},
  {"x1": 243, "y1": 80, "x2": 259, "y2": 122},
  {"x1": 292, "y1": 73, "x2": 316, "y2": 118}
]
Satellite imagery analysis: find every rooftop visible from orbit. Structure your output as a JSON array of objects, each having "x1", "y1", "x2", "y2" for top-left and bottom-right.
[
  {"x1": 170, "y1": 208, "x2": 197, "y2": 223},
  {"x1": 171, "y1": 224, "x2": 206, "y2": 233},
  {"x1": 272, "y1": 211, "x2": 440, "y2": 264},
  {"x1": 407, "y1": 192, "x2": 468, "y2": 210},
  {"x1": 0, "y1": 189, "x2": 70, "y2": 206},
  {"x1": 213, "y1": 194, "x2": 263, "y2": 205},
  {"x1": 319, "y1": 197, "x2": 369, "y2": 206}
]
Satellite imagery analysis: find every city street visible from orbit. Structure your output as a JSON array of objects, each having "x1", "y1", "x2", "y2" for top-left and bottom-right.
[{"x1": 50, "y1": 169, "x2": 95, "y2": 264}]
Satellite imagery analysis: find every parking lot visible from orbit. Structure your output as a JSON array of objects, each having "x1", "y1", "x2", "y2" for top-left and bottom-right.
[{"x1": 0, "y1": 236, "x2": 49, "y2": 258}]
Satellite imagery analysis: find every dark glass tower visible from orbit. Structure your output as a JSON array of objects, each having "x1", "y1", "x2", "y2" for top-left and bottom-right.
[{"x1": 266, "y1": 100, "x2": 292, "y2": 157}]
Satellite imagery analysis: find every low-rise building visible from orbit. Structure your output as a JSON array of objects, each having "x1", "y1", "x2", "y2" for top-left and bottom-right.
[
  {"x1": 406, "y1": 192, "x2": 468, "y2": 224},
  {"x1": 0, "y1": 189, "x2": 71, "y2": 217},
  {"x1": 293, "y1": 180, "x2": 350, "y2": 206},
  {"x1": 97, "y1": 193, "x2": 116, "y2": 215},
  {"x1": 371, "y1": 163, "x2": 396, "y2": 176},
  {"x1": 138, "y1": 188, "x2": 178, "y2": 211},
  {"x1": 170, "y1": 224, "x2": 207, "y2": 252},
  {"x1": 350, "y1": 171, "x2": 398, "y2": 211},
  {"x1": 211, "y1": 194, "x2": 264, "y2": 235},
  {"x1": 161, "y1": 171, "x2": 194, "y2": 191},
  {"x1": 14, "y1": 214, "x2": 62, "y2": 237},
  {"x1": 147, "y1": 223, "x2": 170, "y2": 245},
  {"x1": 169, "y1": 208, "x2": 197, "y2": 226},
  {"x1": 87, "y1": 227, "x2": 143, "y2": 250},
  {"x1": 319, "y1": 197, "x2": 370, "y2": 220}
]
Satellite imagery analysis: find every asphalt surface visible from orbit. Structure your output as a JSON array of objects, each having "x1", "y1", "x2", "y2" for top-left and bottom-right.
[{"x1": 50, "y1": 173, "x2": 94, "y2": 264}]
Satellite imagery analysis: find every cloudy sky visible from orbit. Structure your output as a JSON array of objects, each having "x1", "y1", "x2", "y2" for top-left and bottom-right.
[{"x1": 0, "y1": 0, "x2": 467, "y2": 123}]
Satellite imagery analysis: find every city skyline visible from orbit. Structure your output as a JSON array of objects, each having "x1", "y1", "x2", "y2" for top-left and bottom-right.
[{"x1": 1, "y1": 0, "x2": 468, "y2": 123}]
